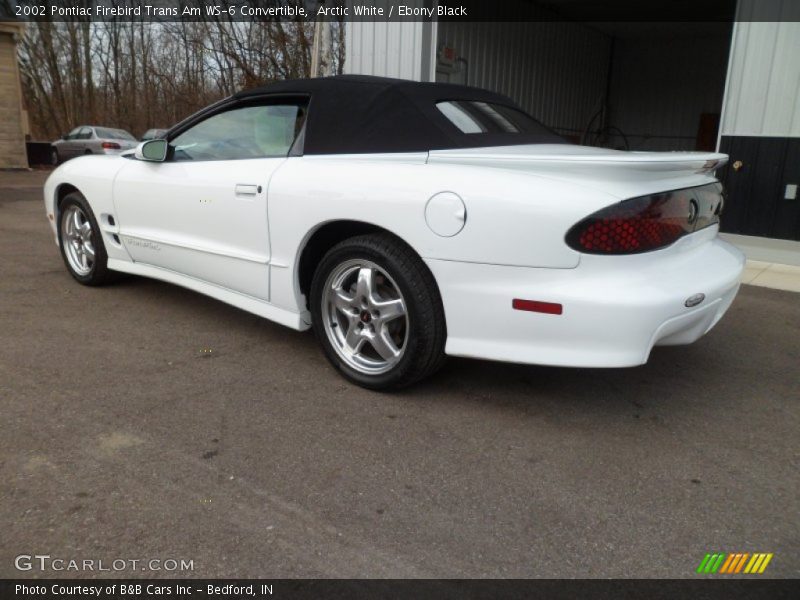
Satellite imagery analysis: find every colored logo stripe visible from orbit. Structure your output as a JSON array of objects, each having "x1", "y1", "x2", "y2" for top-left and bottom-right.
[
  {"x1": 744, "y1": 552, "x2": 774, "y2": 575},
  {"x1": 696, "y1": 553, "x2": 726, "y2": 574},
  {"x1": 698, "y1": 553, "x2": 773, "y2": 574},
  {"x1": 721, "y1": 553, "x2": 749, "y2": 573},
  {"x1": 719, "y1": 553, "x2": 736, "y2": 573}
]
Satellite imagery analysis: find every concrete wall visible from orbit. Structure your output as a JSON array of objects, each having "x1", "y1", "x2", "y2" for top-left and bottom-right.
[{"x1": 0, "y1": 25, "x2": 28, "y2": 169}]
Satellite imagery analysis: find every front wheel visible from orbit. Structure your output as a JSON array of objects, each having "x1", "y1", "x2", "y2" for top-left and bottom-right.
[
  {"x1": 58, "y1": 192, "x2": 115, "y2": 285},
  {"x1": 310, "y1": 233, "x2": 446, "y2": 390},
  {"x1": 51, "y1": 147, "x2": 59, "y2": 166}
]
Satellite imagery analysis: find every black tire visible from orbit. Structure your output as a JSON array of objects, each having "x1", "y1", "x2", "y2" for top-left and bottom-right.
[
  {"x1": 51, "y1": 147, "x2": 59, "y2": 166},
  {"x1": 84, "y1": 149, "x2": 92, "y2": 155},
  {"x1": 57, "y1": 192, "x2": 115, "y2": 286},
  {"x1": 310, "y1": 233, "x2": 446, "y2": 390}
]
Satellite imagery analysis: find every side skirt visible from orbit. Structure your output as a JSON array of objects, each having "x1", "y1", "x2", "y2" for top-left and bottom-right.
[{"x1": 107, "y1": 258, "x2": 311, "y2": 331}]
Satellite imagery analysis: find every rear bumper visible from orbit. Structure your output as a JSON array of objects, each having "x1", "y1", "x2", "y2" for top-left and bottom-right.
[{"x1": 426, "y1": 230, "x2": 745, "y2": 368}]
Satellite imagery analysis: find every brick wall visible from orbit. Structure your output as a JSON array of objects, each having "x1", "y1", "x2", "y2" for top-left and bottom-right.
[{"x1": 0, "y1": 28, "x2": 28, "y2": 169}]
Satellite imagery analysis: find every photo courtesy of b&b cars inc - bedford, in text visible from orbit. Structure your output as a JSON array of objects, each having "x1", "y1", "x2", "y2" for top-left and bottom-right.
[{"x1": 0, "y1": 0, "x2": 798, "y2": 599}]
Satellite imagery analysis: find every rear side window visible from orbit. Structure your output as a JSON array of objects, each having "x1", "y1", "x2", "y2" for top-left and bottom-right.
[
  {"x1": 171, "y1": 102, "x2": 307, "y2": 161},
  {"x1": 96, "y1": 127, "x2": 136, "y2": 140},
  {"x1": 437, "y1": 100, "x2": 554, "y2": 136}
]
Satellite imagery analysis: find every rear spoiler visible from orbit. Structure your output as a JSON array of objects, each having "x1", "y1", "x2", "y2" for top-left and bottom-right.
[{"x1": 427, "y1": 146, "x2": 728, "y2": 181}]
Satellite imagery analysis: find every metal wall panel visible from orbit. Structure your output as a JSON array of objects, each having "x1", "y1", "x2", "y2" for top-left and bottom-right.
[
  {"x1": 436, "y1": 20, "x2": 612, "y2": 136},
  {"x1": 344, "y1": 0, "x2": 436, "y2": 81},
  {"x1": 721, "y1": 0, "x2": 800, "y2": 137},
  {"x1": 718, "y1": 136, "x2": 800, "y2": 241},
  {"x1": 345, "y1": 20, "x2": 436, "y2": 81}
]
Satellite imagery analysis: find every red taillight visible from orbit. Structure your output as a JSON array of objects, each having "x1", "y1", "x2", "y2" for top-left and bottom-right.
[
  {"x1": 101, "y1": 141, "x2": 121, "y2": 149},
  {"x1": 565, "y1": 184, "x2": 723, "y2": 255}
]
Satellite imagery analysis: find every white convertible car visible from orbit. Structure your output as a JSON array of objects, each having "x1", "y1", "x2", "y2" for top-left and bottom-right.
[{"x1": 44, "y1": 75, "x2": 745, "y2": 389}]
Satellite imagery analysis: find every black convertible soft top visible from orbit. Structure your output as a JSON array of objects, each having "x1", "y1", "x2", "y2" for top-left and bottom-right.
[{"x1": 233, "y1": 75, "x2": 566, "y2": 155}]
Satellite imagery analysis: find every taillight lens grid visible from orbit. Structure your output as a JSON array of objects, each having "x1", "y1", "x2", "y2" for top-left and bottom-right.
[{"x1": 565, "y1": 183, "x2": 723, "y2": 255}]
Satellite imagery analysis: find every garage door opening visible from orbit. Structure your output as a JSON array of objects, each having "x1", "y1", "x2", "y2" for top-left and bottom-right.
[
  {"x1": 435, "y1": 7, "x2": 735, "y2": 154},
  {"x1": 582, "y1": 22, "x2": 733, "y2": 152}
]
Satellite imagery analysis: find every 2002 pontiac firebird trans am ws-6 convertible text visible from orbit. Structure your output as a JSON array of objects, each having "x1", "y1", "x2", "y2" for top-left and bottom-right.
[{"x1": 44, "y1": 75, "x2": 745, "y2": 389}]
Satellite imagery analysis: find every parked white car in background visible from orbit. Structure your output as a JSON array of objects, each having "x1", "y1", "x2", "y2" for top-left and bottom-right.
[
  {"x1": 43, "y1": 76, "x2": 745, "y2": 389},
  {"x1": 51, "y1": 126, "x2": 138, "y2": 164}
]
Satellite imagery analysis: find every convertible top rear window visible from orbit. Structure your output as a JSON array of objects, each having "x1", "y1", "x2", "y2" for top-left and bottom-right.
[{"x1": 437, "y1": 101, "x2": 555, "y2": 137}]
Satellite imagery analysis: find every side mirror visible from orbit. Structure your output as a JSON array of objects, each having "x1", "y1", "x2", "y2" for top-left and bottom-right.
[
  {"x1": 135, "y1": 139, "x2": 168, "y2": 162},
  {"x1": 61, "y1": 134, "x2": 68, "y2": 140}
]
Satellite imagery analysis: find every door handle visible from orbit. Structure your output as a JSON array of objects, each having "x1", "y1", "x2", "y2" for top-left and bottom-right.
[{"x1": 235, "y1": 184, "x2": 259, "y2": 196}]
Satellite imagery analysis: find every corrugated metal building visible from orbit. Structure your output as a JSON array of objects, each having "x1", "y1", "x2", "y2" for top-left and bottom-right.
[
  {"x1": 435, "y1": 20, "x2": 612, "y2": 141},
  {"x1": 717, "y1": 3, "x2": 800, "y2": 242},
  {"x1": 345, "y1": 0, "x2": 800, "y2": 244}
]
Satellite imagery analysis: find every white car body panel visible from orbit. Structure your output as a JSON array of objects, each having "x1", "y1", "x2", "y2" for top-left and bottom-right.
[
  {"x1": 428, "y1": 227, "x2": 743, "y2": 367},
  {"x1": 44, "y1": 142, "x2": 745, "y2": 368},
  {"x1": 112, "y1": 157, "x2": 281, "y2": 300},
  {"x1": 264, "y1": 152, "x2": 631, "y2": 313},
  {"x1": 105, "y1": 257, "x2": 306, "y2": 330}
]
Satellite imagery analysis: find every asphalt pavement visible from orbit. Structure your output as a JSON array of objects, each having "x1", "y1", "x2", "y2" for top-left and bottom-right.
[{"x1": 1, "y1": 171, "x2": 798, "y2": 578}]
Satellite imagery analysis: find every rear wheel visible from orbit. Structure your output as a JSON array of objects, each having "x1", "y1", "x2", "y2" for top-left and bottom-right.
[
  {"x1": 310, "y1": 233, "x2": 446, "y2": 390},
  {"x1": 58, "y1": 192, "x2": 114, "y2": 285}
]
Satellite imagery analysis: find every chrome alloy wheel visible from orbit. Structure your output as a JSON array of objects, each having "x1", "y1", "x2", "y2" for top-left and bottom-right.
[
  {"x1": 322, "y1": 259, "x2": 409, "y2": 375},
  {"x1": 61, "y1": 205, "x2": 96, "y2": 276}
]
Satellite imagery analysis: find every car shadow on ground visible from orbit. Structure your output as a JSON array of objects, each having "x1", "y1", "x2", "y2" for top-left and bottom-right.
[{"x1": 102, "y1": 272, "x2": 752, "y2": 422}]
